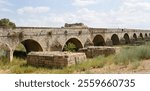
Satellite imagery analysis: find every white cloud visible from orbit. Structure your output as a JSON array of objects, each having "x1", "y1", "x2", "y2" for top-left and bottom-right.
[
  {"x1": 17, "y1": 6, "x2": 50, "y2": 14},
  {"x1": 72, "y1": 0, "x2": 98, "y2": 6},
  {"x1": 112, "y1": 0, "x2": 150, "y2": 28},
  {"x1": 16, "y1": 8, "x2": 107, "y2": 27},
  {"x1": 16, "y1": 0, "x2": 150, "y2": 29}
]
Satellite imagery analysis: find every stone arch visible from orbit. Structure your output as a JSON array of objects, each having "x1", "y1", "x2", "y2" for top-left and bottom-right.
[
  {"x1": 13, "y1": 39, "x2": 43, "y2": 59},
  {"x1": 145, "y1": 33, "x2": 148, "y2": 38},
  {"x1": 93, "y1": 35, "x2": 105, "y2": 46},
  {"x1": 14, "y1": 39, "x2": 43, "y2": 53},
  {"x1": 21, "y1": 39, "x2": 43, "y2": 53},
  {"x1": 124, "y1": 33, "x2": 130, "y2": 44},
  {"x1": 111, "y1": 34, "x2": 120, "y2": 45},
  {"x1": 133, "y1": 33, "x2": 137, "y2": 41},
  {"x1": 63, "y1": 38, "x2": 83, "y2": 51},
  {"x1": 139, "y1": 33, "x2": 144, "y2": 40}
]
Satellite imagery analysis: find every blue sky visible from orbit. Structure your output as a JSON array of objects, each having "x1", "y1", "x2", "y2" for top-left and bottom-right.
[{"x1": 0, "y1": 0, "x2": 150, "y2": 29}]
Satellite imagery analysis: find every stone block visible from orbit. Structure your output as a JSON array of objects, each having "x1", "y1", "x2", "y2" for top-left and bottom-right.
[
  {"x1": 27, "y1": 51, "x2": 86, "y2": 68},
  {"x1": 79, "y1": 46, "x2": 120, "y2": 58}
]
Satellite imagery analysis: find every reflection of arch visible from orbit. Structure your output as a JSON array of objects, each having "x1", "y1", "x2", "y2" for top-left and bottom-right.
[
  {"x1": 139, "y1": 33, "x2": 144, "y2": 40},
  {"x1": 63, "y1": 38, "x2": 83, "y2": 51},
  {"x1": 124, "y1": 33, "x2": 130, "y2": 44},
  {"x1": 20, "y1": 39, "x2": 43, "y2": 53},
  {"x1": 133, "y1": 33, "x2": 137, "y2": 41},
  {"x1": 93, "y1": 35, "x2": 105, "y2": 46},
  {"x1": 111, "y1": 34, "x2": 120, "y2": 45}
]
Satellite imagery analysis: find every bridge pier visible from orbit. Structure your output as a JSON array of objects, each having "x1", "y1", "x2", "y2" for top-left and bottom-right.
[
  {"x1": 120, "y1": 38, "x2": 125, "y2": 45},
  {"x1": 130, "y1": 39, "x2": 136, "y2": 44},
  {"x1": 7, "y1": 50, "x2": 13, "y2": 62},
  {"x1": 105, "y1": 39, "x2": 112, "y2": 46}
]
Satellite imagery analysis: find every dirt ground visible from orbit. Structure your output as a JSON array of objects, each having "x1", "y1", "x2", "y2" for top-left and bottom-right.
[
  {"x1": 0, "y1": 70, "x2": 10, "y2": 74},
  {"x1": 0, "y1": 60, "x2": 150, "y2": 74}
]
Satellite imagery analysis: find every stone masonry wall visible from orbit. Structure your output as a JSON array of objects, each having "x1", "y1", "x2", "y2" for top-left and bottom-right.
[
  {"x1": 27, "y1": 52, "x2": 86, "y2": 68},
  {"x1": 79, "y1": 46, "x2": 120, "y2": 58}
]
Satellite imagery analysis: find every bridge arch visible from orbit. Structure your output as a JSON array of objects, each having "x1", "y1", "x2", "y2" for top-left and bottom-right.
[
  {"x1": 145, "y1": 33, "x2": 148, "y2": 38},
  {"x1": 21, "y1": 39, "x2": 43, "y2": 53},
  {"x1": 13, "y1": 39, "x2": 43, "y2": 59},
  {"x1": 63, "y1": 38, "x2": 83, "y2": 51},
  {"x1": 133, "y1": 33, "x2": 137, "y2": 41},
  {"x1": 111, "y1": 34, "x2": 120, "y2": 45},
  {"x1": 124, "y1": 33, "x2": 130, "y2": 44},
  {"x1": 93, "y1": 35, "x2": 105, "y2": 46},
  {"x1": 139, "y1": 33, "x2": 144, "y2": 40},
  {"x1": 14, "y1": 39, "x2": 43, "y2": 54}
]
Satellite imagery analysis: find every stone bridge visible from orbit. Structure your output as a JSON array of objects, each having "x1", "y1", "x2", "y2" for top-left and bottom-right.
[{"x1": 0, "y1": 24, "x2": 150, "y2": 61}]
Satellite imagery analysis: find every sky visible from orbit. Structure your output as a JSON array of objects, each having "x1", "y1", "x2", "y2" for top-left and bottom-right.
[{"x1": 0, "y1": 0, "x2": 150, "y2": 29}]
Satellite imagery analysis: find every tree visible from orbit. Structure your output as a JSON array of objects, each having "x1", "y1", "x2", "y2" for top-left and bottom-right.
[{"x1": 0, "y1": 18, "x2": 16, "y2": 28}]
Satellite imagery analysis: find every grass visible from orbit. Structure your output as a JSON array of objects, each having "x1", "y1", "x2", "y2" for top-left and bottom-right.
[
  {"x1": 114, "y1": 43, "x2": 150, "y2": 66},
  {"x1": 0, "y1": 56, "x2": 107, "y2": 74},
  {"x1": 1, "y1": 42, "x2": 150, "y2": 74}
]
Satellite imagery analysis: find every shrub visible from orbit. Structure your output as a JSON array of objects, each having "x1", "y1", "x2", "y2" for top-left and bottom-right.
[
  {"x1": 0, "y1": 18, "x2": 16, "y2": 28},
  {"x1": 64, "y1": 42, "x2": 77, "y2": 52},
  {"x1": 114, "y1": 44, "x2": 150, "y2": 65}
]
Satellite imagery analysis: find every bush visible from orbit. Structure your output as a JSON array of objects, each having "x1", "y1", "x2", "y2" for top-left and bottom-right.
[
  {"x1": 114, "y1": 45, "x2": 150, "y2": 65},
  {"x1": 0, "y1": 18, "x2": 16, "y2": 28},
  {"x1": 64, "y1": 42, "x2": 77, "y2": 52}
]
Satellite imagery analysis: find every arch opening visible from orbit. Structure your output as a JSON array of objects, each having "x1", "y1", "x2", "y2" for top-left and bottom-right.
[
  {"x1": 133, "y1": 33, "x2": 137, "y2": 41},
  {"x1": 111, "y1": 34, "x2": 120, "y2": 45},
  {"x1": 63, "y1": 38, "x2": 83, "y2": 52},
  {"x1": 93, "y1": 35, "x2": 105, "y2": 46},
  {"x1": 13, "y1": 39, "x2": 43, "y2": 59},
  {"x1": 124, "y1": 33, "x2": 130, "y2": 44},
  {"x1": 139, "y1": 33, "x2": 144, "y2": 40},
  {"x1": 145, "y1": 33, "x2": 148, "y2": 38}
]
